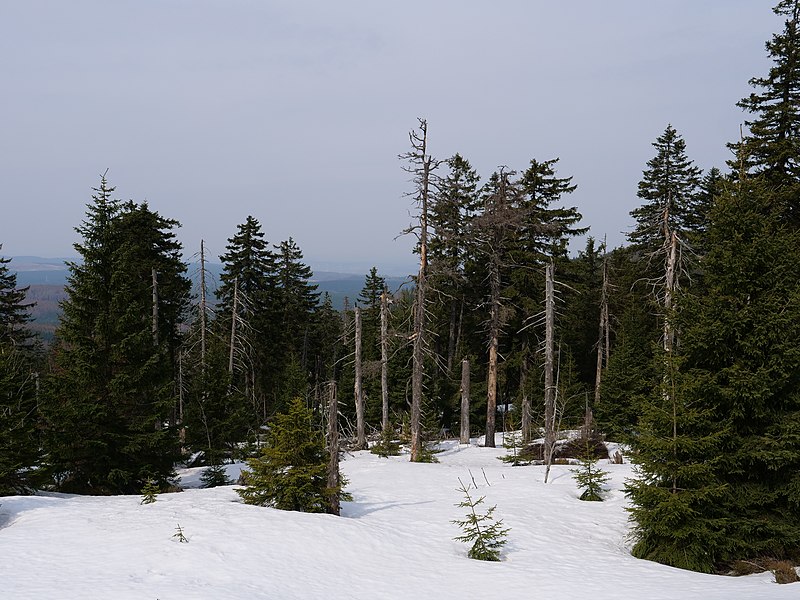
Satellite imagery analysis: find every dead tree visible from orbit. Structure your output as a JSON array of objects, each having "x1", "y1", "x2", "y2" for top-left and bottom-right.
[
  {"x1": 326, "y1": 381, "x2": 341, "y2": 515},
  {"x1": 380, "y1": 287, "x2": 390, "y2": 433},
  {"x1": 470, "y1": 168, "x2": 525, "y2": 448},
  {"x1": 199, "y1": 239, "x2": 208, "y2": 374},
  {"x1": 520, "y1": 348, "x2": 533, "y2": 443},
  {"x1": 354, "y1": 306, "x2": 367, "y2": 449},
  {"x1": 543, "y1": 261, "x2": 556, "y2": 483},
  {"x1": 460, "y1": 358, "x2": 470, "y2": 444},
  {"x1": 593, "y1": 246, "x2": 610, "y2": 406},
  {"x1": 151, "y1": 267, "x2": 159, "y2": 346},
  {"x1": 401, "y1": 118, "x2": 436, "y2": 462},
  {"x1": 228, "y1": 277, "x2": 239, "y2": 375}
]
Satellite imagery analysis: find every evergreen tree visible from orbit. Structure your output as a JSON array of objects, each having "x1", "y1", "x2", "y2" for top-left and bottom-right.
[
  {"x1": 571, "y1": 437, "x2": 610, "y2": 501},
  {"x1": 0, "y1": 251, "x2": 40, "y2": 495},
  {"x1": 237, "y1": 397, "x2": 345, "y2": 513},
  {"x1": 452, "y1": 479, "x2": 509, "y2": 561},
  {"x1": 275, "y1": 238, "x2": 319, "y2": 363},
  {"x1": 44, "y1": 178, "x2": 190, "y2": 494},
  {"x1": 0, "y1": 250, "x2": 33, "y2": 347},
  {"x1": 217, "y1": 215, "x2": 279, "y2": 412},
  {"x1": 734, "y1": 0, "x2": 800, "y2": 190},
  {"x1": 629, "y1": 125, "x2": 702, "y2": 255}
]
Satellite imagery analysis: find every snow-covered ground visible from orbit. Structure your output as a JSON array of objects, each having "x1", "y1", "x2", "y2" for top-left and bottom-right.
[{"x1": 0, "y1": 439, "x2": 794, "y2": 599}]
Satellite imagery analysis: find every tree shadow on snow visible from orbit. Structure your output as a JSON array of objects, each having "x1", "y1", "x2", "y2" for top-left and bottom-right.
[{"x1": 343, "y1": 499, "x2": 435, "y2": 518}]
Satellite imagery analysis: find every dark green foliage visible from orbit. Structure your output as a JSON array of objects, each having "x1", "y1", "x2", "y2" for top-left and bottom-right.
[
  {"x1": 571, "y1": 437, "x2": 610, "y2": 501},
  {"x1": 0, "y1": 251, "x2": 34, "y2": 347},
  {"x1": 216, "y1": 215, "x2": 279, "y2": 420},
  {"x1": 237, "y1": 397, "x2": 346, "y2": 513},
  {"x1": 140, "y1": 480, "x2": 159, "y2": 504},
  {"x1": 370, "y1": 424, "x2": 401, "y2": 457},
  {"x1": 452, "y1": 479, "x2": 509, "y2": 561},
  {"x1": 627, "y1": 177, "x2": 800, "y2": 571},
  {"x1": 629, "y1": 125, "x2": 702, "y2": 255},
  {"x1": 0, "y1": 348, "x2": 40, "y2": 495},
  {"x1": 734, "y1": 0, "x2": 800, "y2": 187},
  {"x1": 200, "y1": 464, "x2": 232, "y2": 488},
  {"x1": 172, "y1": 524, "x2": 188, "y2": 543},
  {"x1": 0, "y1": 251, "x2": 40, "y2": 495},
  {"x1": 43, "y1": 177, "x2": 190, "y2": 494}
]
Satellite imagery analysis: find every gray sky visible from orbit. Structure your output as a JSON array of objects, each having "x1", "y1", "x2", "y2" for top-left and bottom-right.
[{"x1": 0, "y1": 1, "x2": 780, "y2": 275}]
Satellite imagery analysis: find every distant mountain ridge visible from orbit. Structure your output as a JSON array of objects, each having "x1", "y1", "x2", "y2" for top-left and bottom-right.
[{"x1": 8, "y1": 256, "x2": 411, "y2": 340}]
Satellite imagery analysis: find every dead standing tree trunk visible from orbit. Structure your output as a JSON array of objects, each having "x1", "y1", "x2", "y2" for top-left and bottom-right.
[
  {"x1": 354, "y1": 307, "x2": 367, "y2": 449},
  {"x1": 485, "y1": 249, "x2": 502, "y2": 447},
  {"x1": 543, "y1": 261, "x2": 556, "y2": 484},
  {"x1": 460, "y1": 358, "x2": 470, "y2": 444},
  {"x1": 326, "y1": 381, "x2": 341, "y2": 515},
  {"x1": 401, "y1": 119, "x2": 435, "y2": 462},
  {"x1": 380, "y1": 287, "x2": 390, "y2": 434}
]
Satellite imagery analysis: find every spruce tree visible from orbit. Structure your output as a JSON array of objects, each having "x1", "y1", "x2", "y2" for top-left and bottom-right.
[
  {"x1": 629, "y1": 125, "x2": 702, "y2": 255},
  {"x1": 452, "y1": 479, "x2": 509, "y2": 561},
  {"x1": 734, "y1": 0, "x2": 800, "y2": 189},
  {"x1": 217, "y1": 216, "x2": 279, "y2": 419},
  {"x1": 44, "y1": 178, "x2": 190, "y2": 494},
  {"x1": 237, "y1": 397, "x2": 346, "y2": 513}
]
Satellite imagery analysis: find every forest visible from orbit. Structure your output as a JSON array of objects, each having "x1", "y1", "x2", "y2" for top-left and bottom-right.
[{"x1": 1, "y1": 0, "x2": 800, "y2": 578}]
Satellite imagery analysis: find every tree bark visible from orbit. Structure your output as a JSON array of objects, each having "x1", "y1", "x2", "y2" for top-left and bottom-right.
[
  {"x1": 354, "y1": 307, "x2": 366, "y2": 449},
  {"x1": 544, "y1": 261, "x2": 556, "y2": 483},
  {"x1": 485, "y1": 253, "x2": 501, "y2": 448},
  {"x1": 410, "y1": 121, "x2": 431, "y2": 462},
  {"x1": 229, "y1": 277, "x2": 239, "y2": 376},
  {"x1": 380, "y1": 287, "x2": 390, "y2": 433},
  {"x1": 326, "y1": 381, "x2": 340, "y2": 515},
  {"x1": 594, "y1": 252, "x2": 610, "y2": 405},
  {"x1": 460, "y1": 358, "x2": 470, "y2": 444},
  {"x1": 521, "y1": 349, "x2": 532, "y2": 443}
]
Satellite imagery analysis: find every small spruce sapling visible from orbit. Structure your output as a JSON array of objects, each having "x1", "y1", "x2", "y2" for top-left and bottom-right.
[
  {"x1": 140, "y1": 480, "x2": 159, "y2": 504},
  {"x1": 499, "y1": 413, "x2": 527, "y2": 466},
  {"x1": 452, "y1": 478, "x2": 509, "y2": 561},
  {"x1": 571, "y1": 436, "x2": 610, "y2": 501},
  {"x1": 370, "y1": 424, "x2": 401, "y2": 458},
  {"x1": 200, "y1": 463, "x2": 232, "y2": 488},
  {"x1": 172, "y1": 524, "x2": 188, "y2": 543}
]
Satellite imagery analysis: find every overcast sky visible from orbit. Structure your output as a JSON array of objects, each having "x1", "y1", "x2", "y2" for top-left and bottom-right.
[{"x1": 0, "y1": 1, "x2": 781, "y2": 274}]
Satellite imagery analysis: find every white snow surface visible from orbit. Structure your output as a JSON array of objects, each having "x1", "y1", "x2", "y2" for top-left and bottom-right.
[{"x1": 1, "y1": 438, "x2": 794, "y2": 599}]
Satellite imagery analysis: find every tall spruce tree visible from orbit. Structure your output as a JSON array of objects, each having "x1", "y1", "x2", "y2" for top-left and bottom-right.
[
  {"x1": 275, "y1": 237, "x2": 319, "y2": 363},
  {"x1": 629, "y1": 125, "x2": 702, "y2": 255},
  {"x1": 734, "y1": 0, "x2": 800, "y2": 192},
  {"x1": 0, "y1": 251, "x2": 39, "y2": 494},
  {"x1": 44, "y1": 178, "x2": 190, "y2": 494},
  {"x1": 216, "y1": 216, "x2": 278, "y2": 423}
]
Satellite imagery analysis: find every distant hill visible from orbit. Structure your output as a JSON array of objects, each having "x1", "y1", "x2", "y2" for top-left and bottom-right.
[{"x1": 10, "y1": 257, "x2": 411, "y2": 340}]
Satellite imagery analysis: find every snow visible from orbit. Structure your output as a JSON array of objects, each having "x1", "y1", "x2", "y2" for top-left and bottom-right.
[{"x1": 0, "y1": 439, "x2": 795, "y2": 599}]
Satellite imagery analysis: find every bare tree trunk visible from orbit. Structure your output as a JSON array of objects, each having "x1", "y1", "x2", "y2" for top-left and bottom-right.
[
  {"x1": 594, "y1": 251, "x2": 610, "y2": 405},
  {"x1": 664, "y1": 230, "x2": 677, "y2": 353},
  {"x1": 446, "y1": 298, "x2": 458, "y2": 375},
  {"x1": 380, "y1": 287, "x2": 390, "y2": 433},
  {"x1": 664, "y1": 230, "x2": 678, "y2": 493},
  {"x1": 485, "y1": 253, "x2": 501, "y2": 448},
  {"x1": 151, "y1": 267, "x2": 159, "y2": 346},
  {"x1": 410, "y1": 121, "x2": 431, "y2": 463},
  {"x1": 460, "y1": 358, "x2": 470, "y2": 444},
  {"x1": 229, "y1": 277, "x2": 239, "y2": 376},
  {"x1": 544, "y1": 261, "x2": 556, "y2": 483},
  {"x1": 200, "y1": 240, "x2": 207, "y2": 375},
  {"x1": 521, "y1": 349, "x2": 532, "y2": 443},
  {"x1": 354, "y1": 307, "x2": 366, "y2": 449},
  {"x1": 342, "y1": 296, "x2": 351, "y2": 347},
  {"x1": 326, "y1": 381, "x2": 340, "y2": 516}
]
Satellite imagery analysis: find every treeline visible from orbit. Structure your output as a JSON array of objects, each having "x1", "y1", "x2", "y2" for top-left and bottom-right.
[{"x1": 1, "y1": 0, "x2": 800, "y2": 575}]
